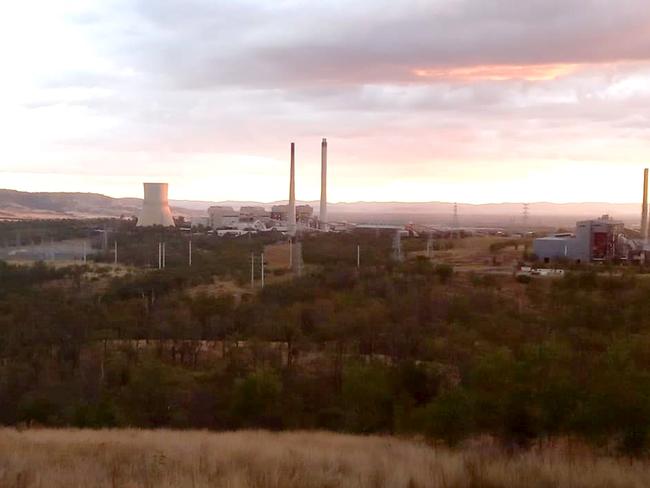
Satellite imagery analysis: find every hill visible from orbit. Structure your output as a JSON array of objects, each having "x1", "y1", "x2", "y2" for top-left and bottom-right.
[
  {"x1": 0, "y1": 188, "x2": 643, "y2": 226},
  {"x1": 0, "y1": 189, "x2": 201, "y2": 220}
]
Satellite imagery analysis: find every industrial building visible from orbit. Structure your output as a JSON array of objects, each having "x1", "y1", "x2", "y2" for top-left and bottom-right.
[
  {"x1": 534, "y1": 168, "x2": 650, "y2": 264},
  {"x1": 240, "y1": 206, "x2": 269, "y2": 221},
  {"x1": 205, "y1": 206, "x2": 271, "y2": 231},
  {"x1": 207, "y1": 206, "x2": 236, "y2": 228},
  {"x1": 270, "y1": 204, "x2": 313, "y2": 223},
  {"x1": 534, "y1": 215, "x2": 627, "y2": 263}
]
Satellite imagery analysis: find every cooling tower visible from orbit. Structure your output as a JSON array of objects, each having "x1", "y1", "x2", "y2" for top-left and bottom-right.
[
  {"x1": 288, "y1": 143, "x2": 297, "y2": 236},
  {"x1": 320, "y1": 138, "x2": 328, "y2": 230},
  {"x1": 137, "y1": 183, "x2": 175, "y2": 227}
]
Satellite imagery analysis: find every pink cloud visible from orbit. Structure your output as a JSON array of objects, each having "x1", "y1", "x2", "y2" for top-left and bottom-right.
[{"x1": 412, "y1": 64, "x2": 582, "y2": 82}]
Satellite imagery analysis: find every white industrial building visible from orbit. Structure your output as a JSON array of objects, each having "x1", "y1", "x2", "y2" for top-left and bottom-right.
[
  {"x1": 240, "y1": 206, "x2": 269, "y2": 221},
  {"x1": 208, "y1": 206, "x2": 239, "y2": 228},
  {"x1": 271, "y1": 204, "x2": 313, "y2": 223}
]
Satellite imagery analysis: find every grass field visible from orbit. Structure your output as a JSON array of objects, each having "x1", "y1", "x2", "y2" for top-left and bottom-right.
[{"x1": 1, "y1": 429, "x2": 649, "y2": 488}]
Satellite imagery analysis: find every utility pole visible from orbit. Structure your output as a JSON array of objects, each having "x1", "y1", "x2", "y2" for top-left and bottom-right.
[
  {"x1": 289, "y1": 239, "x2": 293, "y2": 268},
  {"x1": 251, "y1": 253, "x2": 255, "y2": 288},
  {"x1": 158, "y1": 242, "x2": 162, "y2": 270},
  {"x1": 357, "y1": 244, "x2": 360, "y2": 269},
  {"x1": 523, "y1": 203, "x2": 530, "y2": 229},
  {"x1": 188, "y1": 239, "x2": 192, "y2": 267},
  {"x1": 114, "y1": 241, "x2": 118, "y2": 265},
  {"x1": 82, "y1": 241, "x2": 87, "y2": 264},
  {"x1": 261, "y1": 252, "x2": 265, "y2": 288},
  {"x1": 297, "y1": 245, "x2": 303, "y2": 277},
  {"x1": 162, "y1": 242, "x2": 166, "y2": 269},
  {"x1": 102, "y1": 226, "x2": 108, "y2": 251},
  {"x1": 427, "y1": 232, "x2": 433, "y2": 258}
]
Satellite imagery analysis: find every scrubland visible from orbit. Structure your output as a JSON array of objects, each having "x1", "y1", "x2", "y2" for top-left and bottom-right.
[{"x1": 1, "y1": 429, "x2": 649, "y2": 488}]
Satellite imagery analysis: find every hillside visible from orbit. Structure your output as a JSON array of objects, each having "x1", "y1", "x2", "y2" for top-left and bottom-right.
[
  {"x1": 0, "y1": 188, "x2": 643, "y2": 226},
  {"x1": 1, "y1": 429, "x2": 648, "y2": 488},
  {"x1": 0, "y1": 189, "x2": 201, "y2": 220}
]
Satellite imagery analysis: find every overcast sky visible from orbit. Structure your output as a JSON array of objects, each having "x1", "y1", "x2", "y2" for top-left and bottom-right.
[{"x1": 2, "y1": 0, "x2": 650, "y2": 203}]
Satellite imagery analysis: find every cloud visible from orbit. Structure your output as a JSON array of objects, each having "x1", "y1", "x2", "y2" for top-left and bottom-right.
[
  {"x1": 412, "y1": 64, "x2": 581, "y2": 82},
  {"x1": 97, "y1": 0, "x2": 650, "y2": 89},
  {"x1": 4, "y1": 0, "x2": 650, "y2": 203}
]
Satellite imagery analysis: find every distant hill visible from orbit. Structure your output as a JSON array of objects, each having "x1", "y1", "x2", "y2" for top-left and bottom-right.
[
  {"x1": 0, "y1": 189, "x2": 200, "y2": 220},
  {"x1": 0, "y1": 189, "x2": 643, "y2": 227}
]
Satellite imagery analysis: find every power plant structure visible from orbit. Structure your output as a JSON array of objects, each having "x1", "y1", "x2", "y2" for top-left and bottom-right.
[
  {"x1": 288, "y1": 142, "x2": 297, "y2": 237},
  {"x1": 137, "y1": 183, "x2": 175, "y2": 227},
  {"x1": 191, "y1": 138, "x2": 333, "y2": 235},
  {"x1": 534, "y1": 216, "x2": 626, "y2": 264},
  {"x1": 534, "y1": 168, "x2": 649, "y2": 264},
  {"x1": 275, "y1": 139, "x2": 330, "y2": 236},
  {"x1": 320, "y1": 138, "x2": 328, "y2": 230},
  {"x1": 642, "y1": 168, "x2": 649, "y2": 242}
]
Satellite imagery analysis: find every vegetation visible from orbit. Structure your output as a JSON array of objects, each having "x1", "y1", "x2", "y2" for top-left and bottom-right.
[
  {"x1": 2, "y1": 429, "x2": 650, "y2": 488},
  {"x1": 2, "y1": 224, "x2": 650, "y2": 456}
]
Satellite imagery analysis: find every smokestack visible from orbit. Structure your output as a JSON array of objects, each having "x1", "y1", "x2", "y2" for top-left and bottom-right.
[
  {"x1": 288, "y1": 143, "x2": 297, "y2": 236},
  {"x1": 320, "y1": 138, "x2": 328, "y2": 231},
  {"x1": 642, "y1": 168, "x2": 649, "y2": 241}
]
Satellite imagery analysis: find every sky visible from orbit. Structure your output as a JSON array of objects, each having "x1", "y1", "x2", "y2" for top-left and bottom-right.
[{"x1": 1, "y1": 0, "x2": 650, "y2": 204}]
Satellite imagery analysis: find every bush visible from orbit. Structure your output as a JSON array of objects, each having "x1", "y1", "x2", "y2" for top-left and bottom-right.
[
  {"x1": 230, "y1": 370, "x2": 283, "y2": 429},
  {"x1": 434, "y1": 264, "x2": 453, "y2": 283},
  {"x1": 516, "y1": 274, "x2": 532, "y2": 284},
  {"x1": 418, "y1": 389, "x2": 474, "y2": 446}
]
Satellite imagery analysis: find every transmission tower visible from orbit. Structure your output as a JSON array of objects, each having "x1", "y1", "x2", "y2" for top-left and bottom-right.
[
  {"x1": 523, "y1": 203, "x2": 530, "y2": 228},
  {"x1": 393, "y1": 230, "x2": 403, "y2": 262}
]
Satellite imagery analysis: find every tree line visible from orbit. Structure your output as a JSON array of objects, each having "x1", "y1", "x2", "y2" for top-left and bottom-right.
[{"x1": 1, "y1": 230, "x2": 650, "y2": 455}]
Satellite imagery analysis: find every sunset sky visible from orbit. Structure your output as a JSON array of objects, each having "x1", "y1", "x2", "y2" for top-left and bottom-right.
[{"x1": 2, "y1": 0, "x2": 650, "y2": 203}]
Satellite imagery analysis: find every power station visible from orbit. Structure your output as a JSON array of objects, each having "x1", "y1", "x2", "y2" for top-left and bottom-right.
[
  {"x1": 134, "y1": 141, "x2": 646, "y2": 263},
  {"x1": 137, "y1": 139, "x2": 331, "y2": 235}
]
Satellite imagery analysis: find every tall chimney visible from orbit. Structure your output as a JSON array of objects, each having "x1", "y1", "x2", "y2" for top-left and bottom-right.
[
  {"x1": 320, "y1": 138, "x2": 328, "y2": 230},
  {"x1": 642, "y1": 168, "x2": 649, "y2": 241},
  {"x1": 288, "y1": 142, "x2": 297, "y2": 236}
]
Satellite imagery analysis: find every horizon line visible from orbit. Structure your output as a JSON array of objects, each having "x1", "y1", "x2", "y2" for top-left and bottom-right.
[{"x1": 0, "y1": 187, "x2": 645, "y2": 207}]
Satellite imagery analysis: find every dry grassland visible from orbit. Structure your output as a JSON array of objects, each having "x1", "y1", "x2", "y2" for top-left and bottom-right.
[
  {"x1": 1, "y1": 429, "x2": 649, "y2": 488},
  {"x1": 186, "y1": 279, "x2": 248, "y2": 301},
  {"x1": 263, "y1": 242, "x2": 291, "y2": 270}
]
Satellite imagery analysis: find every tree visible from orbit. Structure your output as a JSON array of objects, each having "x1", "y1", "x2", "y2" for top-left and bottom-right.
[{"x1": 230, "y1": 369, "x2": 282, "y2": 429}]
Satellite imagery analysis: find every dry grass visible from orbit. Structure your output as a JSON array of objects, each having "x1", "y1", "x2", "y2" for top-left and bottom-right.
[
  {"x1": 1, "y1": 429, "x2": 649, "y2": 488},
  {"x1": 186, "y1": 279, "x2": 248, "y2": 301},
  {"x1": 263, "y1": 242, "x2": 291, "y2": 270}
]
